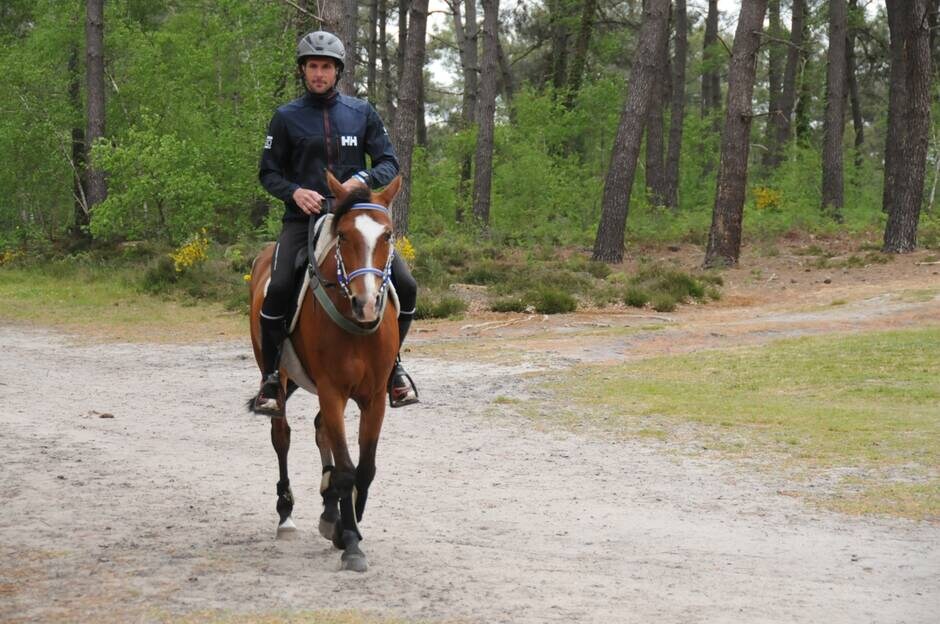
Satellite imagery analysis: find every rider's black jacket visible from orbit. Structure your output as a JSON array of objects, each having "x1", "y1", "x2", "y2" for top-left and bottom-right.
[{"x1": 259, "y1": 89, "x2": 400, "y2": 222}]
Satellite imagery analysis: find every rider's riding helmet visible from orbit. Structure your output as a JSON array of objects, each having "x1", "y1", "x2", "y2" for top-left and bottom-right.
[{"x1": 296, "y1": 30, "x2": 346, "y2": 73}]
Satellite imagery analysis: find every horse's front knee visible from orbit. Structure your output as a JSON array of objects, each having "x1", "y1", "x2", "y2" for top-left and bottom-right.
[{"x1": 324, "y1": 467, "x2": 356, "y2": 500}]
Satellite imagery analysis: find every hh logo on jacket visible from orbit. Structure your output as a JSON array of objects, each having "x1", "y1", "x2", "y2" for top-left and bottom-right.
[{"x1": 341, "y1": 135, "x2": 358, "y2": 147}]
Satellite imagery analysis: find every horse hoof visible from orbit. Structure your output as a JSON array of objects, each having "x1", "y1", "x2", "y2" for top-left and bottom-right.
[
  {"x1": 318, "y1": 516, "x2": 336, "y2": 541},
  {"x1": 340, "y1": 550, "x2": 368, "y2": 572},
  {"x1": 276, "y1": 517, "x2": 298, "y2": 539}
]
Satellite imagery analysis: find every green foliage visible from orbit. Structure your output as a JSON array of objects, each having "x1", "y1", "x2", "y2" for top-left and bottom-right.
[
  {"x1": 527, "y1": 286, "x2": 577, "y2": 314},
  {"x1": 414, "y1": 291, "x2": 467, "y2": 319}
]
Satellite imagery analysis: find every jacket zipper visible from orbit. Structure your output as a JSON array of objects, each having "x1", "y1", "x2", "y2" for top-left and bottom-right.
[{"x1": 323, "y1": 105, "x2": 334, "y2": 171}]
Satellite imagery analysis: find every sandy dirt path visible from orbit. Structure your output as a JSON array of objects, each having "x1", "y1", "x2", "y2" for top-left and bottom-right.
[{"x1": 1, "y1": 283, "x2": 939, "y2": 623}]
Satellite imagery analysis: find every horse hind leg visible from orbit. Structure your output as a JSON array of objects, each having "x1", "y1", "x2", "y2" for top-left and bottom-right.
[
  {"x1": 315, "y1": 411, "x2": 340, "y2": 540},
  {"x1": 271, "y1": 417, "x2": 297, "y2": 539}
]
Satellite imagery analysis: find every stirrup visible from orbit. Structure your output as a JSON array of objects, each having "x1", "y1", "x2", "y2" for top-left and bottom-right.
[
  {"x1": 388, "y1": 361, "x2": 419, "y2": 408},
  {"x1": 254, "y1": 372, "x2": 282, "y2": 415}
]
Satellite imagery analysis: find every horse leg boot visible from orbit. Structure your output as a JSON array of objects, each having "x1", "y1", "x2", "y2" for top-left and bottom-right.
[
  {"x1": 388, "y1": 313, "x2": 419, "y2": 407},
  {"x1": 315, "y1": 412, "x2": 340, "y2": 540},
  {"x1": 270, "y1": 417, "x2": 297, "y2": 538}
]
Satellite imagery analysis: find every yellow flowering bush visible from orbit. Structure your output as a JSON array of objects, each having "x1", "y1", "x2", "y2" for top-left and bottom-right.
[
  {"x1": 753, "y1": 186, "x2": 783, "y2": 211},
  {"x1": 169, "y1": 229, "x2": 209, "y2": 272},
  {"x1": 396, "y1": 235, "x2": 416, "y2": 263},
  {"x1": 0, "y1": 249, "x2": 23, "y2": 266}
]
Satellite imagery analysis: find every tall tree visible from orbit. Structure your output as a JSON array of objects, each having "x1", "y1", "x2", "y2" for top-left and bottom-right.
[
  {"x1": 367, "y1": 0, "x2": 379, "y2": 101},
  {"x1": 471, "y1": 0, "x2": 499, "y2": 225},
  {"x1": 645, "y1": 23, "x2": 668, "y2": 207},
  {"x1": 69, "y1": 44, "x2": 89, "y2": 238},
  {"x1": 762, "y1": 0, "x2": 784, "y2": 168},
  {"x1": 883, "y1": 0, "x2": 932, "y2": 253},
  {"x1": 822, "y1": 0, "x2": 848, "y2": 220},
  {"x1": 846, "y1": 0, "x2": 865, "y2": 164},
  {"x1": 770, "y1": 0, "x2": 806, "y2": 166},
  {"x1": 703, "y1": 0, "x2": 768, "y2": 268},
  {"x1": 391, "y1": 0, "x2": 428, "y2": 234},
  {"x1": 340, "y1": 0, "x2": 358, "y2": 94},
  {"x1": 379, "y1": 0, "x2": 396, "y2": 122},
  {"x1": 85, "y1": 0, "x2": 107, "y2": 210},
  {"x1": 548, "y1": 0, "x2": 573, "y2": 92},
  {"x1": 565, "y1": 0, "x2": 597, "y2": 108},
  {"x1": 452, "y1": 0, "x2": 479, "y2": 221},
  {"x1": 664, "y1": 0, "x2": 687, "y2": 210},
  {"x1": 592, "y1": 0, "x2": 670, "y2": 263},
  {"x1": 701, "y1": 0, "x2": 721, "y2": 117}
]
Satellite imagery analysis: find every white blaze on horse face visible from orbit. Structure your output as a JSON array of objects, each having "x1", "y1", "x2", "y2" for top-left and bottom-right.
[{"x1": 352, "y1": 214, "x2": 387, "y2": 320}]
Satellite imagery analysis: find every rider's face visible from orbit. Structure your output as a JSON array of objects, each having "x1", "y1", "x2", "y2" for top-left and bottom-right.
[{"x1": 301, "y1": 57, "x2": 338, "y2": 94}]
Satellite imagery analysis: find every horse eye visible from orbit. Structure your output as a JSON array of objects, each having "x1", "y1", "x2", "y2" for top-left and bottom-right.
[
  {"x1": 338, "y1": 232, "x2": 345, "y2": 241},
  {"x1": 384, "y1": 232, "x2": 392, "y2": 242}
]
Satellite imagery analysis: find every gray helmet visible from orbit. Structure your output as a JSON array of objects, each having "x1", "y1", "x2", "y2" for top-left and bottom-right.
[{"x1": 296, "y1": 30, "x2": 345, "y2": 70}]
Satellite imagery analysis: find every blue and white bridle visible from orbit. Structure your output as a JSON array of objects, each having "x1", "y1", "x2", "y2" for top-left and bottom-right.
[{"x1": 334, "y1": 202, "x2": 395, "y2": 303}]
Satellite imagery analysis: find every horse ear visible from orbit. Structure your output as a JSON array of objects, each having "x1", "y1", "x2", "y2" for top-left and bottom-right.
[
  {"x1": 326, "y1": 170, "x2": 347, "y2": 203},
  {"x1": 375, "y1": 175, "x2": 402, "y2": 207}
]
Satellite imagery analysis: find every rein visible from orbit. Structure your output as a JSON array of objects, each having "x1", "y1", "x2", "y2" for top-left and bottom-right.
[{"x1": 308, "y1": 202, "x2": 394, "y2": 336}]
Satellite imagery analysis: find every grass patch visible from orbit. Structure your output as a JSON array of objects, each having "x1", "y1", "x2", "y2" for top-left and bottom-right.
[
  {"x1": 414, "y1": 291, "x2": 467, "y2": 319},
  {"x1": 0, "y1": 262, "x2": 245, "y2": 341},
  {"x1": 552, "y1": 327, "x2": 940, "y2": 519}
]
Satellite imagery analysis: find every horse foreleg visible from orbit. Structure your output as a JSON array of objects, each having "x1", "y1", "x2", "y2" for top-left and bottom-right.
[
  {"x1": 314, "y1": 411, "x2": 340, "y2": 540},
  {"x1": 270, "y1": 416, "x2": 296, "y2": 538},
  {"x1": 354, "y1": 392, "x2": 387, "y2": 524}
]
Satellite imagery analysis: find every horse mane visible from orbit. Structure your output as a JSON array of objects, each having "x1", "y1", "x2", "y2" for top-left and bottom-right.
[{"x1": 330, "y1": 187, "x2": 374, "y2": 234}]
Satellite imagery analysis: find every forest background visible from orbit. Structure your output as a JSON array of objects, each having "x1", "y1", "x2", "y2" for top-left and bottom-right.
[{"x1": 0, "y1": 0, "x2": 938, "y2": 316}]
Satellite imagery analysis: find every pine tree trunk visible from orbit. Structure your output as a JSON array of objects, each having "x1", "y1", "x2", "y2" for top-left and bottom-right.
[
  {"x1": 794, "y1": 9, "x2": 812, "y2": 143},
  {"x1": 454, "y1": 0, "x2": 479, "y2": 222},
  {"x1": 367, "y1": 0, "x2": 379, "y2": 101},
  {"x1": 846, "y1": 0, "x2": 864, "y2": 166},
  {"x1": 883, "y1": 0, "x2": 932, "y2": 253},
  {"x1": 822, "y1": 0, "x2": 848, "y2": 220},
  {"x1": 565, "y1": 0, "x2": 597, "y2": 108},
  {"x1": 85, "y1": 0, "x2": 107, "y2": 209},
  {"x1": 762, "y1": 0, "x2": 783, "y2": 168},
  {"x1": 380, "y1": 0, "x2": 396, "y2": 123},
  {"x1": 592, "y1": 0, "x2": 670, "y2": 263},
  {"x1": 69, "y1": 45, "x2": 89, "y2": 239},
  {"x1": 339, "y1": 0, "x2": 358, "y2": 94},
  {"x1": 645, "y1": 25, "x2": 668, "y2": 208},
  {"x1": 548, "y1": 0, "x2": 571, "y2": 93},
  {"x1": 664, "y1": 0, "x2": 687, "y2": 210},
  {"x1": 391, "y1": 0, "x2": 428, "y2": 234},
  {"x1": 701, "y1": 0, "x2": 721, "y2": 117},
  {"x1": 471, "y1": 0, "x2": 500, "y2": 226},
  {"x1": 703, "y1": 0, "x2": 768, "y2": 268},
  {"x1": 771, "y1": 0, "x2": 805, "y2": 165}
]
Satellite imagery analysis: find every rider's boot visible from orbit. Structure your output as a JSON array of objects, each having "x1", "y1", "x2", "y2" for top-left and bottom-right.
[
  {"x1": 388, "y1": 314, "x2": 419, "y2": 407},
  {"x1": 255, "y1": 314, "x2": 287, "y2": 414}
]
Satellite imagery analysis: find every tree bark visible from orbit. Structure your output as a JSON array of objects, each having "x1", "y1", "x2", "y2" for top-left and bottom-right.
[
  {"x1": 592, "y1": 0, "x2": 670, "y2": 263},
  {"x1": 645, "y1": 21, "x2": 668, "y2": 207},
  {"x1": 883, "y1": 0, "x2": 932, "y2": 253},
  {"x1": 548, "y1": 0, "x2": 572, "y2": 93},
  {"x1": 701, "y1": 0, "x2": 721, "y2": 117},
  {"x1": 703, "y1": 0, "x2": 768, "y2": 268},
  {"x1": 822, "y1": 0, "x2": 847, "y2": 220},
  {"x1": 794, "y1": 8, "x2": 812, "y2": 143},
  {"x1": 762, "y1": 0, "x2": 783, "y2": 168},
  {"x1": 391, "y1": 0, "x2": 428, "y2": 234},
  {"x1": 771, "y1": 0, "x2": 805, "y2": 165},
  {"x1": 338, "y1": 0, "x2": 358, "y2": 94},
  {"x1": 379, "y1": 0, "x2": 396, "y2": 122},
  {"x1": 565, "y1": 0, "x2": 598, "y2": 108},
  {"x1": 471, "y1": 0, "x2": 500, "y2": 226},
  {"x1": 367, "y1": 0, "x2": 379, "y2": 101},
  {"x1": 85, "y1": 0, "x2": 107, "y2": 209},
  {"x1": 664, "y1": 0, "x2": 687, "y2": 210},
  {"x1": 398, "y1": 0, "x2": 408, "y2": 85},
  {"x1": 846, "y1": 0, "x2": 864, "y2": 166},
  {"x1": 453, "y1": 0, "x2": 479, "y2": 222},
  {"x1": 69, "y1": 45, "x2": 89, "y2": 238}
]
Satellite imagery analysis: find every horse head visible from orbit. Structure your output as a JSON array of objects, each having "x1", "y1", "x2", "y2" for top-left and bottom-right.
[{"x1": 326, "y1": 171, "x2": 402, "y2": 325}]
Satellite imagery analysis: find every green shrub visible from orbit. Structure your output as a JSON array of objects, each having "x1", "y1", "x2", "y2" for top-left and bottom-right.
[
  {"x1": 415, "y1": 293, "x2": 467, "y2": 319},
  {"x1": 528, "y1": 287, "x2": 577, "y2": 314},
  {"x1": 624, "y1": 287, "x2": 651, "y2": 308},
  {"x1": 651, "y1": 294, "x2": 677, "y2": 312},
  {"x1": 491, "y1": 297, "x2": 528, "y2": 313}
]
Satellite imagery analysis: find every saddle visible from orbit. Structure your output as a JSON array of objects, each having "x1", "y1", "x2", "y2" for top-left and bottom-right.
[{"x1": 266, "y1": 214, "x2": 399, "y2": 396}]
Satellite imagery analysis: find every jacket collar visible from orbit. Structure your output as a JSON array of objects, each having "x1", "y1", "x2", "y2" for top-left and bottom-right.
[{"x1": 304, "y1": 87, "x2": 339, "y2": 108}]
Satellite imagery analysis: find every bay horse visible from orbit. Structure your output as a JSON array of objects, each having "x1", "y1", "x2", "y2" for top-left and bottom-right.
[{"x1": 248, "y1": 172, "x2": 402, "y2": 572}]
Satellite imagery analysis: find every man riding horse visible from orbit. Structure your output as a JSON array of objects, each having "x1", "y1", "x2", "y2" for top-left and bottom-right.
[{"x1": 254, "y1": 30, "x2": 418, "y2": 413}]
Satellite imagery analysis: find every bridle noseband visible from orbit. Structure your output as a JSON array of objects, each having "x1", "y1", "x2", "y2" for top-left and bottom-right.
[{"x1": 334, "y1": 202, "x2": 395, "y2": 303}]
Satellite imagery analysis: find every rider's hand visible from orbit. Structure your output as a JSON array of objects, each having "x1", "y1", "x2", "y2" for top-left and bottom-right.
[
  {"x1": 342, "y1": 176, "x2": 369, "y2": 194},
  {"x1": 292, "y1": 188, "x2": 324, "y2": 215}
]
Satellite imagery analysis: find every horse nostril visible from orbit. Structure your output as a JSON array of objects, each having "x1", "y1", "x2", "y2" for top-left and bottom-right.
[{"x1": 351, "y1": 296, "x2": 364, "y2": 314}]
